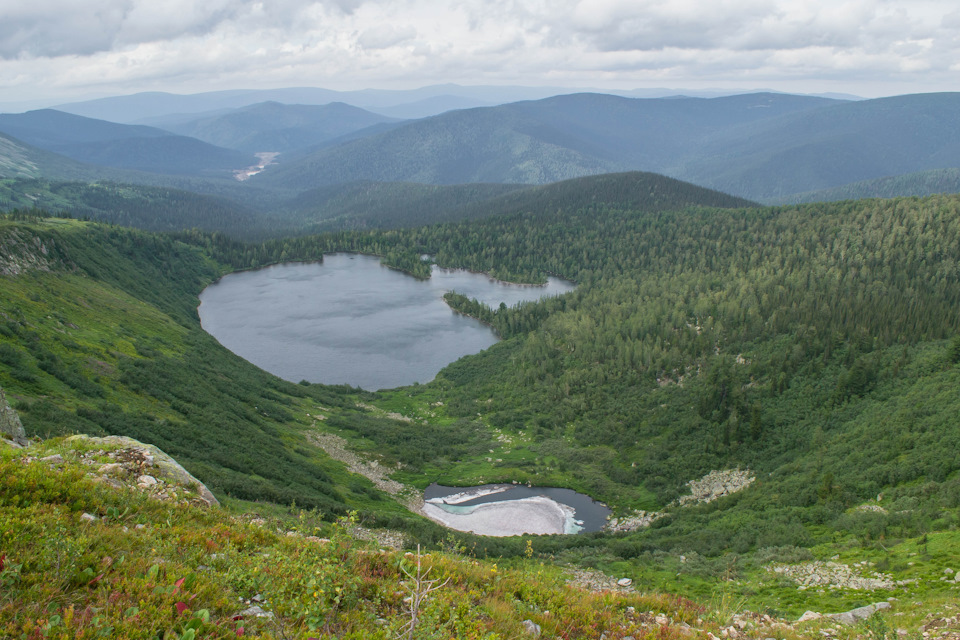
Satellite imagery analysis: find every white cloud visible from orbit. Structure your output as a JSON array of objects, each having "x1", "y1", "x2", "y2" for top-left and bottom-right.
[{"x1": 0, "y1": 0, "x2": 958, "y2": 102}]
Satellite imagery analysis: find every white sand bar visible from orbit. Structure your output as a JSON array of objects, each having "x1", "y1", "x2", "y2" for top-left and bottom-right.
[
  {"x1": 429, "y1": 485, "x2": 511, "y2": 505},
  {"x1": 422, "y1": 495, "x2": 578, "y2": 536}
]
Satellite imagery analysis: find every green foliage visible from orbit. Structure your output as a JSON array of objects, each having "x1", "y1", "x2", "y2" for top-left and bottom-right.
[
  {"x1": 0, "y1": 218, "x2": 399, "y2": 517},
  {"x1": 1, "y1": 450, "x2": 707, "y2": 639},
  {"x1": 781, "y1": 167, "x2": 960, "y2": 205},
  {"x1": 0, "y1": 178, "x2": 261, "y2": 238},
  {"x1": 226, "y1": 192, "x2": 960, "y2": 557}
]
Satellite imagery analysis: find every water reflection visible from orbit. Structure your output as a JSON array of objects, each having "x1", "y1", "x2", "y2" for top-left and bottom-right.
[{"x1": 198, "y1": 254, "x2": 575, "y2": 390}]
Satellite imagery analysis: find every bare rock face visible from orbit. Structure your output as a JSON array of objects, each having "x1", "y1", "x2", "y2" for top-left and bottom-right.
[
  {"x1": 65, "y1": 434, "x2": 219, "y2": 506},
  {"x1": 0, "y1": 228, "x2": 60, "y2": 277},
  {"x1": 678, "y1": 469, "x2": 755, "y2": 506},
  {"x1": 0, "y1": 386, "x2": 29, "y2": 447},
  {"x1": 829, "y1": 602, "x2": 891, "y2": 626}
]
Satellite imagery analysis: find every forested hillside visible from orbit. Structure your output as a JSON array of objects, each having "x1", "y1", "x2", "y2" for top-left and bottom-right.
[
  {"x1": 0, "y1": 178, "x2": 261, "y2": 235},
  {"x1": 779, "y1": 168, "x2": 960, "y2": 204},
  {"x1": 160, "y1": 101, "x2": 400, "y2": 153},
  {"x1": 0, "y1": 131, "x2": 117, "y2": 182},
  {"x1": 249, "y1": 91, "x2": 960, "y2": 204},
  {"x1": 252, "y1": 92, "x2": 836, "y2": 190},
  {"x1": 4, "y1": 187, "x2": 960, "y2": 619},
  {"x1": 0, "y1": 109, "x2": 256, "y2": 177},
  {"x1": 198, "y1": 192, "x2": 960, "y2": 562},
  {"x1": 683, "y1": 93, "x2": 960, "y2": 200},
  {"x1": 278, "y1": 172, "x2": 756, "y2": 232}
]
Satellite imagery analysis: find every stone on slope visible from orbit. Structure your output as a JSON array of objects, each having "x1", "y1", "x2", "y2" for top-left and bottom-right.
[
  {"x1": 66, "y1": 434, "x2": 219, "y2": 505},
  {"x1": 0, "y1": 386, "x2": 28, "y2": 447},
  {"x1": 829, "y1": 602, "x2": 891, "y2": 626}
]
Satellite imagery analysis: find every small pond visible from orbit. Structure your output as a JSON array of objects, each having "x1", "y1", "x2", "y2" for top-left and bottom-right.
[
  {"x1": 423, "y1": 483, "x2": 611, "y2": 536},
  {"x1": 197, "y1": 253, "x2": 575, "y2": 390}
]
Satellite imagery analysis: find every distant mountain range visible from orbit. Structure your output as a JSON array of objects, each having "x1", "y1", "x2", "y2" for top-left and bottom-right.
[
  {"x1": 0, "y1": 110, "x2": 254, "y2": 177},
  {"x1": 3, "y1": 89, "x2": 960, "y2": 209},
  {"x1": 250, "y1": 92, "x2": 840, "y2": 191},
  {"x1": 249, "y1": 91, "x2": 960, "y2": 203},
  {"x1": 155, "y1": 102, "x2": 400, "y2": 153},
  {"x1": 46, "y1": 84, "x2": 861, "y2": 124},
  {"x1": 679, "y1": 92, "x2": 960, "y2": 200}
]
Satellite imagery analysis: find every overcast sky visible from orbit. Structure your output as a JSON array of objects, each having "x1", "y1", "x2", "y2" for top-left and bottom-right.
[{"x1": 1, "y1": 0, "x2": 958, "y2": 107}]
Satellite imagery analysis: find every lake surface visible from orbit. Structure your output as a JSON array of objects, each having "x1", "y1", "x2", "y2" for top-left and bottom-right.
[
  {"x1": 197, "y1": 254, "x2": 575, "y2": 390},
  {"x1": 424, "y1": 483, "x2": 611, "y2": 535}
]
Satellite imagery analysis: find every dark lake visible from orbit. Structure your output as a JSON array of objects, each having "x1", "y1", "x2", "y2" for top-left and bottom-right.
[{"x1": 197, "y1": 253, "x2": 576, "y2": 390}]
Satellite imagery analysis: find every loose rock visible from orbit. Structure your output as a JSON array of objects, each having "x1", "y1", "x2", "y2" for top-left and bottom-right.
[
  {"x1": 829, "y1": 602, "x2": 891, "y2": 626},
  {"x1": 137, "y1": 475, "x2": 158, "y2": 487},
  {"x1": 239, "y1": 605, "x2": 273, "y2": 619},
  {"x1": 522, "y1": 619, "x2": 541, "y2": 636}
]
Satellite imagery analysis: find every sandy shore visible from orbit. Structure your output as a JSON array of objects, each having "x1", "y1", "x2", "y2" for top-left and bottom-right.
[
  {"x1": 429, "y1": 485, "x2": 511, "y2": 505},
  {"x1": 422, "y1": 495, "x2": 577, "y2": 536}
]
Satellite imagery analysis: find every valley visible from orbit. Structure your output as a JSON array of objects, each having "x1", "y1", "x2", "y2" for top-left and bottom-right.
[{"x1": 2, "y1": 88, "x2": 960, "y2": 639}]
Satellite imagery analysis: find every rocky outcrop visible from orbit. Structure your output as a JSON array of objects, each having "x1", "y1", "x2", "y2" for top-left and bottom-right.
[
  {"x1": 769, "y1": 561, "x2": 910, "y2": 590},
  {"x1": 798, "y1": 601, "x2": 891, "y2": 626},
  {"x1": 0, "y1": 228, "x2": 60, "y2": 277},
  {"x1": 678, "y1": 469, "x2": 755, "y2": 506},
  {"x1": 606, "y1": 510, "x2": 664, "y2": 533},
  {"x1": 0, "y1": 386, "x2": 28, "y2": 447},
  {"x1": 605, "y1": 468, "x2": 755, "y2": 533},
  {"x1": 65, "y1": 434, "x2": 219, "y2": 506},
  {"x1": 566, "y1": 568, "x2": 637, "y2": 593}
]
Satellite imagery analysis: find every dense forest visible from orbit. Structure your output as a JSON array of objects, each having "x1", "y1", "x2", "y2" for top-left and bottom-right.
[
  {"x1": 3, "y1": 187, "x2": 960, "y2": 567},
  {"x1": 187, "y1": 191, "x2": 960, "y2": 559}
]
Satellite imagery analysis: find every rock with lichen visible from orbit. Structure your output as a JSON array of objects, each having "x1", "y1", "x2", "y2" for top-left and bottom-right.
[
  {"x1": 0, "y1": 386, "x2": 28, "y2": 447},
  {"x1": 65, "y1": 434, "x2": 219, "y2": 506}
]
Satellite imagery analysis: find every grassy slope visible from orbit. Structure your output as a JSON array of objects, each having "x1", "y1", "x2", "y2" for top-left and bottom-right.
[
  {"x1": 0, "y1": 178, "x2": 264, "y2": 239},
  {"x1": 0, "y1": 440, "x2": 780, "y2": 640},
  {"x1": 3, "y1": 190, "x2": 960, "y2": 625},
  {"x1": 3, "y1": 438, "x2": 959, "y2": 638},
  {"x1": 0, "y1": 217, "x2": 419, "y2": 525}
]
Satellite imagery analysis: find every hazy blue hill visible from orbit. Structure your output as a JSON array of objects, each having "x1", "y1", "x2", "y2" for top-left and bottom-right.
[
  {"x1": 0, "y1": 109, "x2": 170, "y2": 147},
  {"x1": 275, "y1": 172, "x2": 756, "y2": 233},
  {"x1": 0, "y1": 131, "x2": 125, "y2": 181},
  {"x1": 281, "y1": 181, "x2": 525, "y2": 230},
  {"x1": 373, "y1": 94, "x2": 496, "y2": 119},
  {"x1": 53, "y1": 135, "x2": 254, "y2": 176},
  {"x1": 252, "y1": 92, "x2": 839, "y2": 190},
  {"x1": 161, "y1": 101, "x2": 400, "y2": 153},
  {"x1": 684, "y1": 92, "x2": 960, "y2": 200},
  {"x1": 0, "y1": 131, "x2": 295, "y2": 230},
  {"x1": 449, "y1": 171, "x2": 758, "y2": 221},
  {"x1": 776, "y1": 168, "x2": 960, "y2": 204},
  {"x1": 51, "y1": 85, "x2": 598, "y2": 123},
  {"x1": 0, "y1": 109, "x2": 256, "y2": 177}
]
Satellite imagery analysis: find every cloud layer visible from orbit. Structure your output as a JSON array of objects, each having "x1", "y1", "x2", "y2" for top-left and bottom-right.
[{"x1": 1, "y1": 0, "x2": 957, "y2": 101}]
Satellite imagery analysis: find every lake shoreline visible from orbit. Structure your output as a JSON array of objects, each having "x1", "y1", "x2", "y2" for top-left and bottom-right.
[{"x1": 197, "y1": 255, "x2": 575, "y2": 390}]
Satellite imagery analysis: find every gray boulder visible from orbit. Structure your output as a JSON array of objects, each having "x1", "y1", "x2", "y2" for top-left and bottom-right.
[
  {"x1": 829, "y1": 601, "x2": 891, "y2": 626},
  {"x1": 0, "y1": 386, "x2": 28, "y2": 447},
  {"x1": 66, "y1": 434, "x2": 219, "y2": 506},
  {"x1": 522, "y1": 619, "x2": 541, "y2": 637}
]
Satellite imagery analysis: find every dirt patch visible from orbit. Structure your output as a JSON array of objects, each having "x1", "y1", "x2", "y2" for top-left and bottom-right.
[{"x1": 307, "y1": 431, "x2": 423, "y2": 512}]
